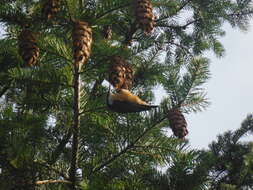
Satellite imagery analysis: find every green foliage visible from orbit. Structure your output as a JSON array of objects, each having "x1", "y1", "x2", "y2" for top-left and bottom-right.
[
  {"x1": 0, "y1": 0, "x2": 253, "y2": 189},
  {"x1": 208, "y1": 114, "x2": 253, "y2": 190},
  {"x1": 161, "y1": 56, "x2": 210, "y2": 112}
]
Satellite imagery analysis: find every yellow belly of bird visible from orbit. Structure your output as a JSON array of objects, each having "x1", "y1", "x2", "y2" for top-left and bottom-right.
[{"x1": 111, "y1": 89, "x2": 149, "y2": 105}]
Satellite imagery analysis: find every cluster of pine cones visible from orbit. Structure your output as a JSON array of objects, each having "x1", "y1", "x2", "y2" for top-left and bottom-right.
[
  {"x1": 108, "y1": 56, "x2": 188, "y2": 138},
  {"x1": 18, "y1": 0, "x2": 60, "y2": 66},
  {"x1": 107, "y1": 0, "x2": 155, "y2": 89},
  {"x1": 16, "y1": 0, "x2": 189, "y2": 139},
  {"x1": 18, "y1": 0, "x2": 156, "y2": 67},
  {"x1": 18, "y1": 0, "x2": 93, "y2": 68}
]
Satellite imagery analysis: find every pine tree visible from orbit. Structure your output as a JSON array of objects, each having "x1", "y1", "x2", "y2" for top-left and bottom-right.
[
  {"x1": 0, "y1": 0, "x2": 253, "y2": 189},
  {"x1": 208, "y1": 114, "x2": 253, "y2": 190},
  {"x1": 137, "y1": 115, "x2": 253, "y2": 190}
]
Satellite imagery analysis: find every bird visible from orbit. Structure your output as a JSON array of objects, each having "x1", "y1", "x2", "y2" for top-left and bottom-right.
[{"x1": 107, "y1": 87, "x2": 158, "y2": 113}]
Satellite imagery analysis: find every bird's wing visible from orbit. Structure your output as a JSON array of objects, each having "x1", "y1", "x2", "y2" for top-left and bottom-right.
[{"x1": 110, "y1": 99, "x2": 157, "y2": 113}]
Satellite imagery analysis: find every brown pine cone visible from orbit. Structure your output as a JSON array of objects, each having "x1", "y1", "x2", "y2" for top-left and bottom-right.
[
  {"x1": 72, "y1": 21, "x2": 92, "y2": 67},
  {"x1": 42, "y1": 0, "x2": 60, "y2": 19},
  {"x1": 167, "y1": 108, "x2": 189, "y2": 139},
  {"x1": 108, "y1": 56, "x2": 133, "y2": 90},
  {"x1": 18, "y1": 29, "x2": 39, "y2": 66},
  {"x1": 134, "y1": 0, "x2": 155, "y2": 34}
]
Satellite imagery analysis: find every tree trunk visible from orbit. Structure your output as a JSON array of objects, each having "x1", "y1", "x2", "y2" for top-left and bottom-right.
[{"x1": 69, "y1": 64, "x2": 81, "y2": 189}]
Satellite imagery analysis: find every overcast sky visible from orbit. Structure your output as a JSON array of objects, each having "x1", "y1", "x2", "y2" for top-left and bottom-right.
[{"x1": 186, "y1": 21, "x2": 253, "y2": 149}]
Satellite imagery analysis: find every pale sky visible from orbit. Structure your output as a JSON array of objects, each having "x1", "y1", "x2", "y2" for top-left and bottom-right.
[{"x1": 187, "y1": 21, "x2": 253, "y2": 149}]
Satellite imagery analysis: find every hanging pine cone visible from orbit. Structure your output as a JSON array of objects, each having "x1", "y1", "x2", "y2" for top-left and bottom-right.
[
  {"x1": 42, "y1": 0, "x2": 60, "y2": 19},
  {"x1": 18, "y1": 29, "x2": 39, "y2": 66},
  {"x1": 108, "y1": 56, "x2": 126, "y2": 89},
  {"x1": 134, "y1": 0, "x2": 155, "y2": 34},
  {"x1": 108, "y1": 56, "x2": 133, "y2": 90},
  {"x1": 167, "y1": 108, "x2": 188, "y2": 139},
  {"x1": 72, "y1": 21, "x2": 92, "y2": 67},
  {"x1": 102, "y1": 25, "x2": 112, "y2": 40},
  {"x1": 121, "y1": 62, "x2": 133, "y2": 90}
]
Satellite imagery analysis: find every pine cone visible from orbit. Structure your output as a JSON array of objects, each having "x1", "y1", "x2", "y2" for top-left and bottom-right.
[
  {"x1": 121, "y1": 62, "x2": 133, "y2": 90},
  {"x1": 72, "y1": 21, "x2": 92, "y2": 67},
  {"x1": 134, "y1": 0, "x2": 155, "y2": 34},
  {"x1": 108, "y1": 56, "x2": 133, "y2": 90},
  {"x1": 167, "y1": 108, "x2": 188, "y2": 139},
  {"x1": 42, "y1": 0, "x2": 60, "y2": 19},
  {"x1": 18, "y1": 29, "x2": 39, "y2": 66},
  {"x1": 102, "y1": 25, "x2": 112, "y2": 40},
  {"x1": 109, "y1": 56, "x2": 126, "y2": 89}
]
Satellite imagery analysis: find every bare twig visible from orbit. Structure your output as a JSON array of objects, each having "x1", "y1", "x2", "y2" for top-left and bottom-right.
[{"x1": 36, "y1": 180, "x2": 72, "y2": 185}]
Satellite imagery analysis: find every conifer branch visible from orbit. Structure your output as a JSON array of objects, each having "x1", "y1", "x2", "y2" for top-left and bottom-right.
[
  {"x1": 79, "y1": 106, "x2": 107, "y2": 115},
  {"x1": 34, "y1": 160, "x2": 69, "y2": 179},
  {"x1": 90, "y1": 117, "x2": 166, "y2": 175},
  {"x1": 179, "y1": 59, "x2": 209, "y2": 107},
  {"x1": 16, "y1": 78, "x2": 73, "y2": 89},
  {"x1": 40, "y1": 47, "x2": 72, "y2": 63},
  {"x1": 79, "y1": 0, "x2": 83, "y2": 10},
  {"x1": 177, "y1": 0, "x2": 192, "y2": 12},
  {"x1": 129, "y1": 150, "x2": 161, "y2": 158},
  {"x1": 157, "y1": 19, "x2": 199, "y2": 30},
  {"x1": 48, "y1": 128, "x2": 72, "y2": 165},
  {"x1": 133, "y1": 145, "x2": 177, "y2": 153},
  {"x1": 166, "y1": 41, "x2": 193, "y2": 57},
  {"x1": 0, "y1": 13, "x2": 25, "y2": 26},
  {"x1": 96, "y1": 3, "x2": 131, "y2": 20},
  {"x1": 155, "y1": 0, "x2": 192, "y2": 22},
  {"x1": 63, "y1": 0, "x2": 74, "y2": 21},
  {"x1": 123, "y1": 22, "x2": 137, "y2": 46},
  {"x1": 90, "y1": 78, "x2": 104, "y2": 98},
  {"x1": 232, "y1": 114, "x2": 253, "y2": 143},
  {"x1": 0, "y1": 86, "x2": 9, "y2": 98}
]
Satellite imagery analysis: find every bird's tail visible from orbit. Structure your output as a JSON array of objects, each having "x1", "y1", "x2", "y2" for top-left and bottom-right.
[
  {"x1": 148, "y1": 105, "x2": 159, "y2": 108},
  {"x1": 135, "y1": 104, "x2": 158, "y2": 112}
]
